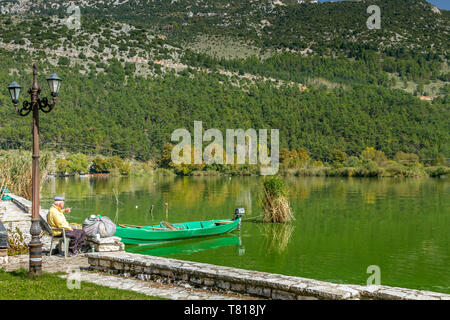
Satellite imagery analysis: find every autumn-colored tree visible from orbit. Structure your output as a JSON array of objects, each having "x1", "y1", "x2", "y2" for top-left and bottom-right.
[{"x1": 361, "y1": 147, "x2": 387, "y2": 165}]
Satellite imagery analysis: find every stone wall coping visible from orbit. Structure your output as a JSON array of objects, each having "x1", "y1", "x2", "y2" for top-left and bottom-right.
[
  {"x1": 8, "y1": 194, "x2": 32, "y2": 214},
  {"x1": 85, "y1": 252, "x2": 450, "y2": 300},
  {"x1": 8, "y1": 193, "x2": 49, "y2": 218},
  {"x1": 8, "y1": 194, "x2": 52, "y2": 234}
]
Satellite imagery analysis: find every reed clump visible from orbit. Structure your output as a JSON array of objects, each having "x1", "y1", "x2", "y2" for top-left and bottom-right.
[
  {"x1": 0, "y1": 150, "x2": 50, "y2": 199},
  {"x1": 261, "y1": 175, "x2": 294, "y2": 223}
]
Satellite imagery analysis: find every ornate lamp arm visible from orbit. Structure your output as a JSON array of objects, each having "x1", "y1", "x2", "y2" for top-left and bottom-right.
[
  {"x1": 13, "y1": 88, "x2": 57, "y2": 117},
  {"x1": 38, "y1": 96, "x2": 56, "y2": 113}
]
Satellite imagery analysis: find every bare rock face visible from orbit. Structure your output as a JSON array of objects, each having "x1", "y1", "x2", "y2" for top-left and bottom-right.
[{"x1": 431, "y1": 6, "x2": 441, "y2": 15}]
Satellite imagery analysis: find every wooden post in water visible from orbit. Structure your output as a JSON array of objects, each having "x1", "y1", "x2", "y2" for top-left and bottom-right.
[
  {"x1": 113, "y1": 188, "x2": 119, "y2": 224},
  {"x1": 150, "y1": 204, "x2": 154, "y2": 219},
  {"x1": 165, "y1": 203, "x2": 168, "y2": 220}
]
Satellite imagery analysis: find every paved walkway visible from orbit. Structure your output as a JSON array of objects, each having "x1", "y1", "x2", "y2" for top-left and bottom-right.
[
  {"x1": 60, "y1": 271, "x2": 255, "y2": 300},
  {"x1": 5, "y1": 254, "x2": 255, "y2": 300}
]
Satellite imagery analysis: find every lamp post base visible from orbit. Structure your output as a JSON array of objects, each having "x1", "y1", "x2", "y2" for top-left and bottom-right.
[{"x1": 29, "y1": 219, "x2": 42, "y2": 275}]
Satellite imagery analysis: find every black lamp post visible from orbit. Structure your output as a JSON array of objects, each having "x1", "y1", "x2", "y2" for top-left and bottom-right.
[{"x1": 7, "y1": 64, "x2": 62, "y2": 275}]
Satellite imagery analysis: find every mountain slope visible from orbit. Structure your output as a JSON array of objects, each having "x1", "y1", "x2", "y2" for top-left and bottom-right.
[
  {"x1": 6, "y1": 0, "x2": 447, "y2": 55},
  {"x1": 0, "y1": 0, "x2": 448, "y2": 161}
]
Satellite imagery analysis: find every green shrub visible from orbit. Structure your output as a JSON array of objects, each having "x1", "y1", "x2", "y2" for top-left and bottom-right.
[
  {"x1": 105, "y1": 156, "x2": 124, "y2": 171},
  {"x1": 58, "y1": 56, "x2": 70, "y2": 66},
  {"x1": 332, "y1": 149, "x2": 348, "y2": 164},
  {"x1": 90, "y1": 156, "x2": 109, "y2": 173},
  {"x1": 425, "y1": 166, "x2": 450, "y2": 177},
  {"x1": 120, "y1": 161, "x2": 131, "y2": 175},
  {"x1": 432, "y1": 156, "x2": 446, "y2": 166},
  {"x1": 66, "y1": 153, "x2": 89, "y2": 174},
  {"x1": 353, "y1": 160, "x2": 383, "y2": 177},
  {"x1": 343, "y1": 156, "x2": 362, "y2": 167},
  {"x1": 383, "y1": 163, "x2": 411, "y2": 177},
  {"x1": 55, "y1": 158, "x2": 70, "y2": 175}
]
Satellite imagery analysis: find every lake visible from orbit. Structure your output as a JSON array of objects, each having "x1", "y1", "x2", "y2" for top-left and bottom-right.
[{"x1": 41, "y1": 175, "x2": 450, "y2": 294}]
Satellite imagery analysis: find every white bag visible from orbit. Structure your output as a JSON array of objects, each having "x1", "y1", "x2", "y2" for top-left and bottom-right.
[{"x1": 82, "y1": 215, "x2": 116, "y2": 238}]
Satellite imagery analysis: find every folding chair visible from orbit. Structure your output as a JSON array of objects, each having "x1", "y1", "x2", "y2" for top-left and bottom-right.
[
  {"x1": 48, "y1": 227, "x2": 69, "y2": 259},
  {"x1": 39, "y1": 211, "x2": 69, "y2": 259}
]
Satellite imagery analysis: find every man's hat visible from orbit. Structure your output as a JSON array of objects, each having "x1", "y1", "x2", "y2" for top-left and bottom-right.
[{"x1": 54, "y1": 196, "x2": 65, "y2": 201}]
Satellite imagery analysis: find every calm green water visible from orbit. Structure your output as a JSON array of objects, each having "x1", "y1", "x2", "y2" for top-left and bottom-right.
[{"x1": 41, "y1": 175, "x2": 450, "y2": 294}]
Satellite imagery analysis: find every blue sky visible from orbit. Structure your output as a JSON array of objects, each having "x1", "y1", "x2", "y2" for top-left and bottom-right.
[
  {"x1": 426, "y1": 0, "x2": 450, "y2": 9},
  {"x1": 317, "y1": 0, "x2": 450, "y2": 10}
]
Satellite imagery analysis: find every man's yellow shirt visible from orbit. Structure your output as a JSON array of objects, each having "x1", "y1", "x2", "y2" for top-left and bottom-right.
[{"x1": 48, "y1": 204, "x2": 73, "y2": 236}]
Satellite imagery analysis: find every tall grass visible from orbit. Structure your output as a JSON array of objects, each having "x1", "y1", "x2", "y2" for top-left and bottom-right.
[
  {"x1": 261, "y1": 175, "x2": 294, "y2": 223},
  {"x1": 0, "y1": 150, "x2": 50, "y2": 200}
]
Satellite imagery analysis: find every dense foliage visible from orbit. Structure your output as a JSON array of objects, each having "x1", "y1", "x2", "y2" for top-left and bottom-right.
[
  {"x1": 0, "y1": 49, "x2": 448, "y2": 161},
  {"x1": 0, "y1": 0, "x2": 448, "y2": 164}
]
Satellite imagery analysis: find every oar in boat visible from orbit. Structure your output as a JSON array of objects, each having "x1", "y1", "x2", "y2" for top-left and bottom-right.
[
  {"x1": 161, "y1": 221, "x2": 185, "y2": 230},
  {"x1": 119, "y1": 224, "x2": 168, "y2": 230},
  {"x1": 215, "y1": 220, "x2": 234, "y2": 225},
  {"x1": 119, "y1": 222, "x2": 185, "y2": 231}
]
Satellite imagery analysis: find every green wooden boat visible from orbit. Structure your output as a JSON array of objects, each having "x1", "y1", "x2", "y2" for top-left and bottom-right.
[{"x1": 115, "y1": 216, "x2": 245, "y2": 245}]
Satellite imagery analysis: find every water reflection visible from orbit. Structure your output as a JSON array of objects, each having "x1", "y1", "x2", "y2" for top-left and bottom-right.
[
  {"x1": 42, "y1": 176, "x2": 448, "y2": 213},
  {"x1": 259, "y1": 223, "x2": 295, "y2": 254},
  {"x1": 126, "y1": 234, "x2": 240, "y2": 256}
]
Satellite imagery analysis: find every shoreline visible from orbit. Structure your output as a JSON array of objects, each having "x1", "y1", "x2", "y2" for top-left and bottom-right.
[{"x1": 45, "y1": 165, "x2": 449, "y2": 179}]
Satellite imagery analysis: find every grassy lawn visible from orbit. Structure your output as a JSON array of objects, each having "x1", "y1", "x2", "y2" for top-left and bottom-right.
[{"x1": 0, "y1": 268, "x2": 164, "y2": 300}]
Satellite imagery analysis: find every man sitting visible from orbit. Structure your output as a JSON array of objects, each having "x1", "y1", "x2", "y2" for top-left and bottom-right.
[{"x1": 48, "y1": 196, "x2": 86, "y2": 255}]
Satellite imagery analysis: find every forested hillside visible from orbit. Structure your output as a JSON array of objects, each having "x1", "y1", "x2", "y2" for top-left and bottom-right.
[{"x1": 0, "y1": 0, "x2": 448, "y2": 162}]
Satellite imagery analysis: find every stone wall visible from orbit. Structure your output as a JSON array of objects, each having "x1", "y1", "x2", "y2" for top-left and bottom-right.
[
  {"x1": 0, "y1": 221, "x2": 7, "y2": 265},
  {"x1": 86, "y1": 251, "x2": 450, "y2": 300}
]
